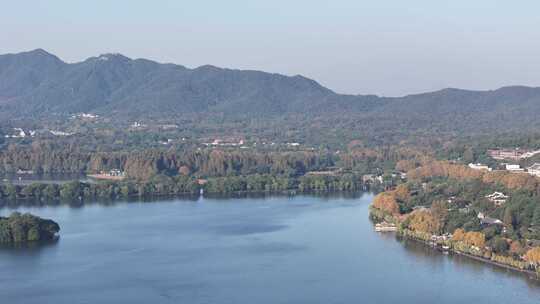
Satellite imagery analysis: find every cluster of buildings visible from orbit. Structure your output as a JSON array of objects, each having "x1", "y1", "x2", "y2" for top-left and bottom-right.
[
  {"x1": 468, "y1": 162, "x2": 540, "y2": 177},
  {"x1": 130, "y1": 121, "x2": 147, "y2": 129},
  {"x1": 203, "y1": 138, "x2": 245, "y2": 147},
  {"x1": 306, "y1": 167, "x2": 343, "y2": 177},
  {"x1": 71, "y1": 113, "x2": 99, "y2": 120},
  {"x1": 4, "y1": 128, "x2": 36, "y2": 138},
  {"x1": 88, "y1": 169, "x2": 126, "y2": 181},
  {"x1": 527, "y1": 163, "x2": 540, "y2": 176},
  {"x1": 444, "y1": 191, "x2": 508, "y2": 228},
  {"x1": 362, "y1": 174, "x2": 384, "y2": 184},
  {"x1": 4, "y1": 128, "x2": 74, "y2": 138},
  {"x1": 158, "y1": 124, "x2": 179, "y2": 130},
  {"x1": 49, "y1": 130, "x2": 74, "y2": 136},
  {"x1": 488, "y1": 148, "x2": 540, "y2": 161}
]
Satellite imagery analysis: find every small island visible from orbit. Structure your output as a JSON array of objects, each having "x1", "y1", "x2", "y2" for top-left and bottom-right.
[{"x1": 0, "y1": 212, "x2": 60, "y2": 244}]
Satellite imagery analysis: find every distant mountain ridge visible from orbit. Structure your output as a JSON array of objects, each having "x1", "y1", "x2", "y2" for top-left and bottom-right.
[
  {"x1": 0, "y1": 49, "x2": 352, "y2": 118},
  {"x1": 2, "y1": 49, "x2": 540, "y2": 134}
]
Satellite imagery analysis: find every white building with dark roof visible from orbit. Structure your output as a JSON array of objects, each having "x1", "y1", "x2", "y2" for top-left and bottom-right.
[{"x1": 485, "y1": 192, "x2": 508, "y2": 206}]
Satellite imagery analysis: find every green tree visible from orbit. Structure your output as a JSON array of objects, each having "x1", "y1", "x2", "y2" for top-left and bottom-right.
[
  {"x1": 489, "y1": 236, "x2": 509, "y2": 254},
  {"x1": 532, "y1": 206, "x2": 540, "y2": 227},
  {"x1": 60, "y1": 181, "x2": 81, "y2": 200},
  {"x1": 503, "y1": 208, "x2": 515, "y2": 228}
]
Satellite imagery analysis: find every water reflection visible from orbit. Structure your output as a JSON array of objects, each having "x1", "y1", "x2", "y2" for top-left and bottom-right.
[
  {"x1": 0, "y1": 191, "x2": 366, "y2": 210},
  {"x1": 0, "y1": 238, "x2": 59, "y2": 252},
  {"x1": 394, "y1": 234, "x2": 540, "y2": 288},
  {"x1": 0, "y1": 193, "x2": 201, "y2": 210}
]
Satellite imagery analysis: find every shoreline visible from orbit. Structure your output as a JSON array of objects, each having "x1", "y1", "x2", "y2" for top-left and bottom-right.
[
  {"x1": 398, "y1": 233, "x2": 540, "y2": 279},
  {"x1": 369, "y1": 206, "x2": 540, "y2": 281}
]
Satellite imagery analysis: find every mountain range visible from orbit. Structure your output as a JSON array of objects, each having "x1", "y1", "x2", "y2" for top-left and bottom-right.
[{"x1": 2, "y1": 49, "x2": 540, "y2": 135}]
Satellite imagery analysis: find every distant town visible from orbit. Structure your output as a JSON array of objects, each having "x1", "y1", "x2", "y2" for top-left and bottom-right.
[{"x1": 469, "y1": 148, "x2": 540, "y2": 177}]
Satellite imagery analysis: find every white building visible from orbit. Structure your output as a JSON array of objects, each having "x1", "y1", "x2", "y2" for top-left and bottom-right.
[
  {"x1": 520, "y1": 150, "x2": 540, "y2": 159},
  {"x1": 468, "y1": 163, "x2": 491, "y2": 171},
  {"x1": 5, "y1": 128, "x2": 27, "y2": 138},
  {"x1": 505, "y1": 164, "x2": 525, "y2": 173},
  {"x1": 485, "y1": 192, "x2": 508, "y2": 206},
  {"x1": 81, "y1": 113, "x2": 98, "y2": 119},
  {"x1": 477, "y1": 212, "x2": 504, "y2": 226},
  {"x1": 50, "y1": 130, "x2": 74, "y2": 136}
]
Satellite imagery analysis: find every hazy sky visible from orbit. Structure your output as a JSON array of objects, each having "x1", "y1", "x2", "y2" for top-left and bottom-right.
[{"x1": 1, "y1": 0, "x2": 540, "y2": 96}]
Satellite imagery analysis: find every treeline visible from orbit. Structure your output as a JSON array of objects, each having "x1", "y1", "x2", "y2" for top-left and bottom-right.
[
  {"x1": 204, "y1": 174, "x2": 364, "y2": 193},
  {"x1": 0, "y1": 212, "x2": 60, "y2": 243},
  {"x1": 407, "y1": 160, "x2": 540, "y2": 194},
  {"x1": 0, "y1": 175, "x2": 200, "y2": 205},
  {"x1": 0, "y1": 173, "x2": 374, "y2": 206},
  {"x1": 0, "y1": 144, "x2": 334, "y2": 178},
  {"x1": 0, "y1": 143, "x2": 425, "y2": 180},
  {"x1": 435, "y1": 132, "x2": 540, "y2": 166}
]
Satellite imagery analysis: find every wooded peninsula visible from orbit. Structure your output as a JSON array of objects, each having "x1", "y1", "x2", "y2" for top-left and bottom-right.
[{"x1": 370, "y1": 160, "x2": 540, "y2": 277}]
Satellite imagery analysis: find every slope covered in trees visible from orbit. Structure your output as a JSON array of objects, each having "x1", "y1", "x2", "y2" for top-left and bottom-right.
[
  {"x1": 2, "y1": 49, "x2": 540, "y2": 140},
  {"x1": 0, "y1": 49, "x2": 371, "y2": 119}
]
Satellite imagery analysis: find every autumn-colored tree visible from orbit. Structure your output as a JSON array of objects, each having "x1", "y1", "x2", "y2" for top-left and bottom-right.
[
  {"x1": 372, "y1": 192, "x2": 400, "y2": 215},
  {"x1": 483, "y1": 171, "x2": 538, "y2": 191},
  {"x1": 406, "y1": 161, "x2": 483, "y2": 181},
  {"x1": 452, "y1": 228, "x2": 466, "y2": 242},
  {"x1": 393, "y1": 184, "x2": 410, "y2": 203},
  {"x1": 178, "y1": 165, "x2": 191, "y2": 175},
  {"x1": 431, "y1": 200, "x2": 448, "y2": 229},
  {"x1": 463, "y1": 231, "x2": 486, "y2": 248},
  {"x1": 407, "y1": 160, "x2": 540, "y2": 195},
  {"x1": 395, "y1": 160, "x2": 417, "y2": 172},
  {"x1": 408, "y1": 210, "x2": 440, "y2": 234},
  {"x1": 509, "y1": 241, "x2": 525, "y2": 256},
  {"x1": 524, "y1": 247, "x2": 540, "y2": 265}
]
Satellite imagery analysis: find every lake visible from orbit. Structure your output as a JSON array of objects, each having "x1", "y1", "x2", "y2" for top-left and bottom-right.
[{"x1": 1, "y1": 193, "x2": 539, "y2": 303}]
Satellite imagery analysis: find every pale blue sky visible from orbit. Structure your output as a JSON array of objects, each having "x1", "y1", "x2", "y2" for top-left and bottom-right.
[{"x1": 1, "y1": 0, "x2": 540, "y2": 96}]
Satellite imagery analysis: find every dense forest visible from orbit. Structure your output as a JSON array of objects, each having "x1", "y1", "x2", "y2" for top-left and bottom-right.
[
  {"x1": 0, "y1": 142, "x2": 426, "y2": 205},
  {"x1": 0, "y1": 143, "x2": 422, "y2": 178},
  {"x1": 0, "y1": 172, "x2": 392, "y2": 207},
  {"x1": 0, "y1": 137, "x2": 431, "y2": 206}
]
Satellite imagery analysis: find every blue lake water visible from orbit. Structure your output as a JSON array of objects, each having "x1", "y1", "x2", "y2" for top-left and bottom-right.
[{"x1": 1, "y1": 193, "x2": 539, "y2": 303}]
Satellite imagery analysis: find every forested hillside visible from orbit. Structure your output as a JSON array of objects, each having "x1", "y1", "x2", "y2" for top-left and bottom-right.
[{"x1": 2, "y1": 49, "x2": 540, "y2": 141}]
